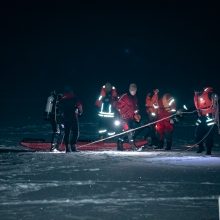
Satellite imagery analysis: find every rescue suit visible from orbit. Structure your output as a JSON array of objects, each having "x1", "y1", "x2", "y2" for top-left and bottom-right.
[
  {"x1": 116, "y1": 89, "x2": 141, "y2": 151},
  {"x1": 145, "y1": 89, "x2": 159, "y2": 146},
  {"x1": 95, "y1": 83, "x2": 119, "y2": 137},
  {"x1": 194, "y1": 87, "x2": 219, "y2": 155},
  {"x1": 44, "y1": 91, "x2": 63, "y2": 151},
  {"x1": 155, "y1": 93, "x2": 177, "y2": 150},
  {"x1": 59, "y1": 89, "x2": 83, "y2": 153}
]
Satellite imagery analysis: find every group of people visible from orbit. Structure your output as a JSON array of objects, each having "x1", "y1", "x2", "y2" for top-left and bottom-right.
[
  {"x1": 45, "y1": 83, "x2": 219, "y2": 155},
  {"x1": 95, "y1": 83, "x2": 219, "y2": 155},
  {"x1": 95, "y1": 83, "x2": 179, "y2": 151}
]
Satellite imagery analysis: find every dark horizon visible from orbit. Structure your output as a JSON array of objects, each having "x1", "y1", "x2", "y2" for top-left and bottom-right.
[{"x1": 1, "y1": 1, "x2": 219, "y2": 123}]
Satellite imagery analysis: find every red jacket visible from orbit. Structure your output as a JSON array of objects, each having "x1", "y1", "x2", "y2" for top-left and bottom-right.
[
  {"x1": 117, "y1": 93, "x2": 139, "y2": 120},
  {"x1": 146, "y1": 92, "x2": 159, "y2": 115},
  {"x1": 95, "y1": 85, "x2": 118, "y2": 108}
]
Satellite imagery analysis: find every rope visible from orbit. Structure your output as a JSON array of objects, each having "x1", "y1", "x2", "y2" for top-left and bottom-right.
[
  {"x1": 79, "y1": 110, "x2": 197, "y2": 147},
  {"x1": 185, "y1": 125, "x2": 214, "y2": 151}
]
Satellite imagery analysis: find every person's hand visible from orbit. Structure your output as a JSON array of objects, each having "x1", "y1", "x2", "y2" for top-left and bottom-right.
[
  {"x1": 134, "y1": 114, "x2": 141, "y2": 122},
  {"x1": 76, "y1": 105, "x2": 83, "y2": 116},
  {"x1": 170, "y1": 119, "x2": 174, "y2": 124}
]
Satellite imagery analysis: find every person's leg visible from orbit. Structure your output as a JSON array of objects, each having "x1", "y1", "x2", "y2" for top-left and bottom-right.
[
  {"x1": 50, "y1": 120, "x2": 60, "y2": 151},
  {"x1": 98, "y1": 117, "x2": 107, "y2": 139},
  {"x1": 155, "y1": 123, "x2": 164, "y2": 149},
  {"x1": 117, "y1": 137, "x2": 124, "y2": 151},
  {"x1": 195, "y1": 123, "x2": 205, "y2": 153},
  {"x1": 151, "y1": 125, "x2": 158, "y2": 147},
  {"x1": 128, "y1": 120, "x2": 138, "y2": 151},
  {"x1": 205, "y1": 127, "x2": 214, "y2": 155},
  {"x1": 165, "y1": 130, "x2": 173, "y2": 150},
  {"x1": 53, "y1": 124, "x2": 64, "y2": 151},
  {"x1": 70, "y1": 118, "x2": 79, "y2": 152},
  {"x1": 64, "y1": 124, "x2": 71, "y2": 152}
]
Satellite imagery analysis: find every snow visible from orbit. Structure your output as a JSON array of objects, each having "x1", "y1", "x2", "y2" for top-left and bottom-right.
[{"x1": 0, "y1": 122, "x2": 220, "y2": 219}]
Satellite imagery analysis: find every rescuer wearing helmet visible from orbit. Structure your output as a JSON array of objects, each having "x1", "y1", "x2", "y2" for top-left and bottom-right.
[
  {"x1": 154, "y1": 93, "x2": 177, "y2": 150},
  {"x1": 194, "y1": 87, "x2": 219, "y2": 155},
  {"x1": 144, "y1": 89, "x2": 160, "y2": 147},
  {"x1": 95, "y1": 82, "x2": 119, "y2": 138}
]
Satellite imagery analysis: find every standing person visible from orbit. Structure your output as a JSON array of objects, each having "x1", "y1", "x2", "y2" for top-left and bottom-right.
[
  {"x1": 44, "y1": 90, "x2": 63, "y2": 152},
  {"x1": 155, "y1": 93, "x2": 177, "y2": 150},
  {"x1": 95, "y1": 82, "x2": 119, "y2": 137},
  {"x1": 194, "y1": 87, "x2": 219, "y2": 155},
  {"x1": 116, "y1": 83, "x2": 141, "y2": 151},
  {"x1": 59, "y1": 86, "x2": 83, "y2": 153},
  {"x1": 145, "y1": 89, "x2": 159, "y2": 147}
]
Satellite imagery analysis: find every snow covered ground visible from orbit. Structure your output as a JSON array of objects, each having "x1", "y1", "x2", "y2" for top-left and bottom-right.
[{"x1": 0, "y1": 121, "x2": 220, "y2": 220}]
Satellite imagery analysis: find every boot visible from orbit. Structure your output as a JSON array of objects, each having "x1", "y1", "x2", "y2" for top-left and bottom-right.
[
  {"x1": 197, "y1": 144, "x2": 204, "y2": 153},
  {"x1": 71, "y1": 144, "x2": 77, "y2": 152},
  {"x1": 165, "y1": 141, "x2": 172, "y2": 150},
  {"x1": 65, "y1": 145, "x2": 71, "y2": 153},
  {"x1": 206, "y1": 146, "x2": 212, "y2": 155},
  {"x1": 130, "y1": 144, "x2": 137, "y2": 151},
  {"x1": 50, "y1": 143, "x2": 59, "y2": 152},
  {"x1": 154, "y1": 140, "x2": 164, "y2": 149},
  {"x1": 206, "y1": 150, "x2": 211, "y2": 155}
]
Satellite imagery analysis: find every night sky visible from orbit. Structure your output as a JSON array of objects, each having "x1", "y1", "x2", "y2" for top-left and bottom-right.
[{"x1": 1, "y1": 1, "x2": 219, "y2": 123}]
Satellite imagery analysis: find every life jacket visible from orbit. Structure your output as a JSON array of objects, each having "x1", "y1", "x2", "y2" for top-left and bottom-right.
[
  {"x1": 194, "y1": 87, "x2": 214, "y2": 116},
  {"x1": 161, "y1": 93, "x2": 176, "y2": 113},
  {"x1": 155, "y1": 94, "x2": 176, "y2": 133},
  {"x1": 145, "y1": 92, "x2": 159, "y2": 117}
]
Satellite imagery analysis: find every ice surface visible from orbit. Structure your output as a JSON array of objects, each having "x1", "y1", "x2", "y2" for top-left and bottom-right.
[{"x1": 0, "y1": 122, "x2": 220, "y2": 219}]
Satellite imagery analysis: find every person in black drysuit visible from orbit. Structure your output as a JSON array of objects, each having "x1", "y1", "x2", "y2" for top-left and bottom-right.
[
  {"x1": 59, "y1": 86, "x2": 83, "y2": 153},
  {"x1": 44, "y1": 90, "x2": 63, "y2": 151}
]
